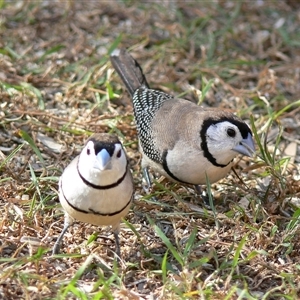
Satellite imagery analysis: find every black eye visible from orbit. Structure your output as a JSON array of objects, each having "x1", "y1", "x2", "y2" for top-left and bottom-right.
[
  {"x1": 87, "y1": 148, "x2": 91, "y2": 155},
  {"x1": 227, "y1": 128, "x2": 236, "y2": 138},
  {"x1": 116, "y1": 149, "x2": 122, "y2": 158}
]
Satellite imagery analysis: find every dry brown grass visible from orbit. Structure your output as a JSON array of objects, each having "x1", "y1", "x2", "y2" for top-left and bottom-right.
[{"x1": 1, "y1": 1, "x2": 300, "y2": 299}]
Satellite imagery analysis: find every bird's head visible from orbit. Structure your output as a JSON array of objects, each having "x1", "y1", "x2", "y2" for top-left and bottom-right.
[{"x1": 202, "y1": 118, "x2": 255, "y2": 166}]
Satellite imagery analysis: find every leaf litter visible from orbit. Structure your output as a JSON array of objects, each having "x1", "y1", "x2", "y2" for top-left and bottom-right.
[{"x1": 0, "y1": 1, "x2": 300, "y2": 299}]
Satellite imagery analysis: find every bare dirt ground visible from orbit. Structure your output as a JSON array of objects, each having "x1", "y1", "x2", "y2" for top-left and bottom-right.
[{"x1": 1, "y1": 1, "x2": 300, "y2": 299}]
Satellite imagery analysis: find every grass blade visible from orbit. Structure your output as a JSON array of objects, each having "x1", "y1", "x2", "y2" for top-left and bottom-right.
[
  {"x1": 183, "y1": 227, "x2": 198, "y2": 258},
  {"x1": 148, "y1": 217, "x2": 184, "y2": 266},
  {"x1": 161, "y1": 249, "x2": 169, "y2": 284},
  {"x1": 20, "y1": 82, "x2": 45, "y2": 110},
  {"x1": 0, "y1": 143, "x2": 24, "y2": 170},
  {"x1": 18, "y1": 130, "x2": 45, "y2": 165}
]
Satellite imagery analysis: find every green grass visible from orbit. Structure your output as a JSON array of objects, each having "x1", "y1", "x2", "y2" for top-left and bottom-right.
[{"x1": 1, "y1": 1, "x2": 300, "y2": 299}]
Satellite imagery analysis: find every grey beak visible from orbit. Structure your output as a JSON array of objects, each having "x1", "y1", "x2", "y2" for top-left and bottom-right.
[
  {"x1": 94, "y1": 149, "x2": 111, "y2": 170},
  {"x1": 232, "y1": 132, "x2": 255, "y2": 157}
]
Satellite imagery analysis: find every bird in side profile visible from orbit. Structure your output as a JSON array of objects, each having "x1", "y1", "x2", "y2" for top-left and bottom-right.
[
  {"x1": 110, "y1": 48, "x2": 255, "y2": 193},
  {"x1": 52, "y1": 133, "x2": 134, "y2": 258}
]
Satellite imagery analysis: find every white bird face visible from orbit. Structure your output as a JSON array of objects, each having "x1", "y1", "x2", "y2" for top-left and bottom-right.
[
  {"x1": 205, "y1": 121, "x2": 255, "y2": 166},
  {"x1": 78, "y1": 139, "x2": 127, "y2": 182}
]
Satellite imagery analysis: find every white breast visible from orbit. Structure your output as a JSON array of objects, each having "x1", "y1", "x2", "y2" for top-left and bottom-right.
[{"x1": 59, "y1": 158, "x2": 133, "y2": 228}]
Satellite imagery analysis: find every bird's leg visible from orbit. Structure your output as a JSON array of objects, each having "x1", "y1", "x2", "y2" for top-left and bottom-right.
[
  {"x1": 113, "y1": 230, "x2": 121, "y2": 259},
  {"x1": 142, "y1": 167, "x2": 152, "y2": 193},
  {"x1": 194, "y1": 184, "x2": 211, "y2": 207},
  {"x1": 52, "y1": 214, "x2": 73, "y2": 255},
  {"x1": 142, "y1": 167, "x2": 159, "y2": 202},
  {"x1": 194, "y1": 184, "x2": 202, "y2": 196}
]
